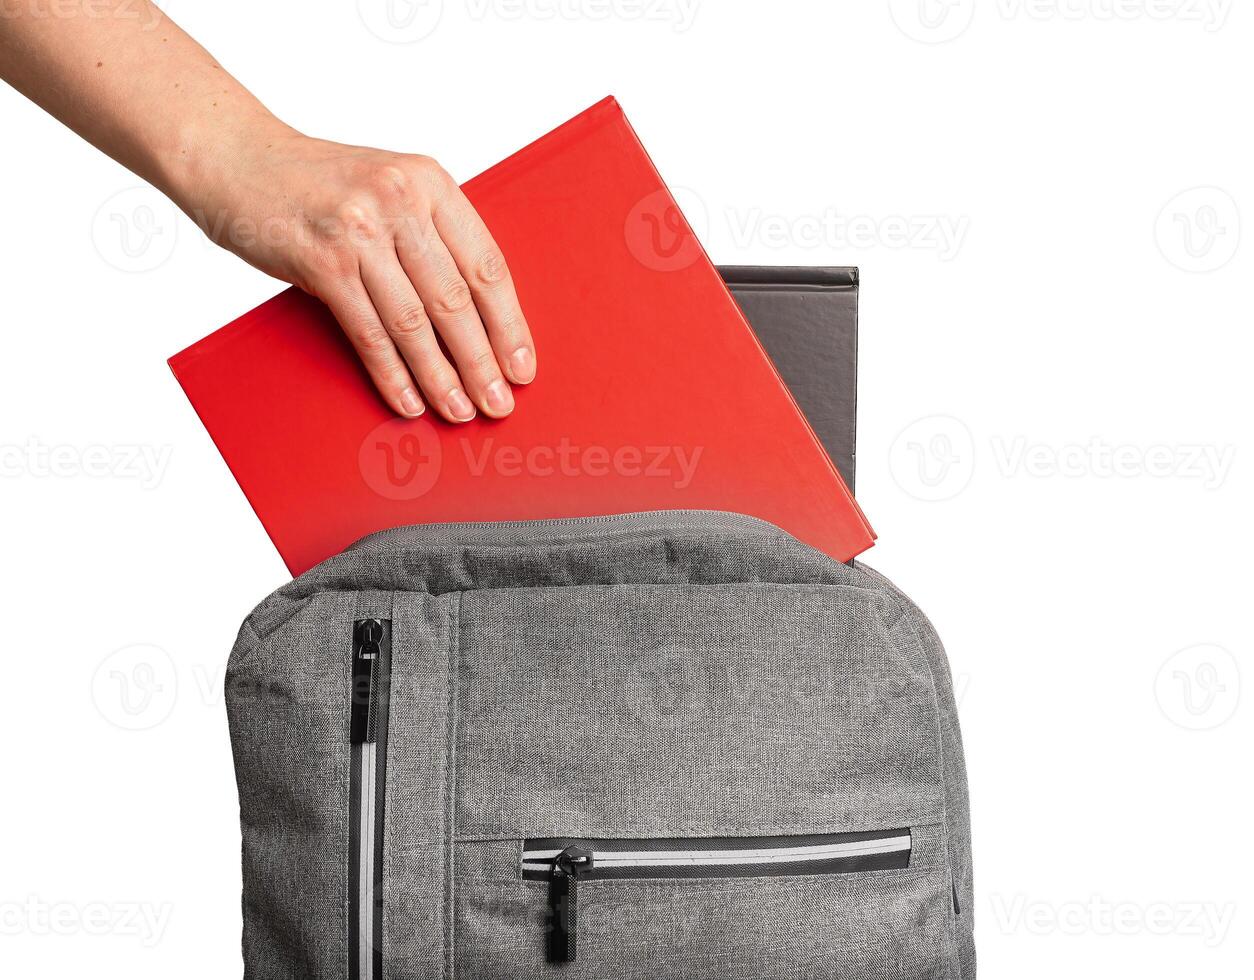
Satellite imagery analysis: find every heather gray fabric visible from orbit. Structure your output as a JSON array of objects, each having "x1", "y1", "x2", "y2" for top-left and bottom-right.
[{"x1": 227, "y1": 510, "x2": 974, "y2": 979}]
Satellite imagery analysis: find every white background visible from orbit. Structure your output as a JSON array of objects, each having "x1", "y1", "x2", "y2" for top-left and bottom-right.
[{"x1": 1, "y1": 1, "x2": 1249, "y2": 976}]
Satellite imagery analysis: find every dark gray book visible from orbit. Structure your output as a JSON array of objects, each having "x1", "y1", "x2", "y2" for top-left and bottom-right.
[{"x1": 720, "y1": 266, "x2": 859, "y2": 493}]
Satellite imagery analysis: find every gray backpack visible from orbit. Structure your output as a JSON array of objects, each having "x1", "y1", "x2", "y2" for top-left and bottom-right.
[{"x1": 226, "y1": 511, "x2": 974, "y2": 979}]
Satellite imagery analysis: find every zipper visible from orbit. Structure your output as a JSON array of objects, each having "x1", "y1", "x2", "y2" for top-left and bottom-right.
[
  {"x1": 547, "y1": 846, "x2": 593, "y2": 964},
  {"x1": 526, "y1": 828, "x2": 911, "y2": 964},
  {"x1": 349, "y1": 619, "x2": 391, "y2": 980}
]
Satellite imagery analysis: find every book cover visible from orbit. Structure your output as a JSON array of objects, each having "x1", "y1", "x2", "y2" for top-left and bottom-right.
[
  {"x1": 170, "y1": 97, "x2": 874, "y2": 575},
  {"x1": 722, "y1": 266, "x2": 859, "y2": 492}
]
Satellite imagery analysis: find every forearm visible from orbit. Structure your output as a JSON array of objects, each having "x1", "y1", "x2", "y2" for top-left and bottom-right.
[
  {"x1": 2, "y1": 2, "x2": 536, "y2": 422},
  {"x1": 0, "y1": 0, "x2": 289, "y2": 208}
]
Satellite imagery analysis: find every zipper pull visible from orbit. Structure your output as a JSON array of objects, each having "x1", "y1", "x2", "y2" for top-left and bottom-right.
[
  {"x1": 547, "y1": 845, "x2": 594, "y2": 964},
  {"x1": 350, "y1": 619, "x2": 383, "y2": 744}
]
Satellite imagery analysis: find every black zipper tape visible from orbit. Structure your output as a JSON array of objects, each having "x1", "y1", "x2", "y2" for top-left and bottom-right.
[
  {"x1": 525, "y1": 828, "x2": 912, "y2": 882},
  {"x1": 528, "y1": 828, "x2": 911, "y2": 964},
  {"x1": 349, "y1": 619, "x2": 391, "y2": 980}
]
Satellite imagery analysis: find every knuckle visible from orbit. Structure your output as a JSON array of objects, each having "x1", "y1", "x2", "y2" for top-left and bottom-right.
[
  {"x1": 355, "y1": 326, "x2": 395, "y2": 357},
  {"x1": 333, "y1": 201, "x2": 380, "y2": 241},
  {"x1": 465, "y1": 347, "x2": 500, "y2": 377},
  {"x1": 419, "y1": 364, "x2": 460, "y2": 392},
  {"x1": 495, "y1": 309, "x2": 526, "y2": 339},
  {"x1": 371, "y1": 163, "x2": 411, "y2": 198},
  {"x1": 411, "y1": 154, "x2": 448, "y2": 184},
  {"x1": 471, "y1": 249, "x2": 509, "y2": 288},
  {"x1": 409, "y1": 352, "x2": 458, "y2": 390},
  {"x1": 431, "y1": 276, "x2": 473, "y2": 317},
  {"x1": 390, "y1": 302, "x2": 431, "y2": 339}
]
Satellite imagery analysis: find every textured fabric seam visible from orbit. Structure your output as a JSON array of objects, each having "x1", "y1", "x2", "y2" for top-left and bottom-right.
[
  {"x1": 337, "y1": 527, "x2": 782, "y2": 576},
  {"x1": 350, "y1": 521, "x2": 780, "y2": 555},
  {"x1": 237, "y1": 617, "x2": 263, "y2": 648},
  {"x1": 443, "y1": 593, "x2": 462, "y2": 980},
  {"x1": 347, "y1": 593, "x2": 362, "y2": 980},
  {"x1": 383, "y1": 590, "x2": 395, "y2": 980},
  {"x1": 415, "y1": 527, "x2": 780, "y2": 553},
  {"x1": 456, "y1": 821, "x2": 943, "y2": 845},
  {"x1": 508, "y1": 824, "x2": 945, "y2": 881},
  {"x1": 456, "y1": 812, "x2": 945, "y2": 843},
  {"x1": 516, "y1": 864, "x2": 943, "y2": 894},
  {"x1": 875, "y1": 595, "x2": 948, "y2": 833},
  {"x1": 231, "y1": 609, "x2": 306, "y2": 674},
  {"x1": 235, "y1": 593, "x2": 378, "y2": 671},
  {"x1": 430, "y1": 581, "x2": 887, "y2": 601},
  {"x1": 878, "y1": 589, "x2": 960, "y2": 977},
  {"x1": 853, "y1": 563, "x2": 968, "y2": 978},
  {"x1": 243, "y1": 521, "x2": 846, "y2": 633},
  {"x1": 237, "y1": 582, "x2": 884, "y2": 656}
]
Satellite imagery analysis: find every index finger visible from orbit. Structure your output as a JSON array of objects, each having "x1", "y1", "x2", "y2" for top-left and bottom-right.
[{"x1": 430, "y1": 186, "x2": 537, "y2": 386}]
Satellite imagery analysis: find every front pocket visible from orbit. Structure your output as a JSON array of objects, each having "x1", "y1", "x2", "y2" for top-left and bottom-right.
[
  {"x1": 349, "y1": 618, "x2": 392, "y2": 980},
  {"x1": 522, "y1": 829, "x2": 912, "y2": 964}
]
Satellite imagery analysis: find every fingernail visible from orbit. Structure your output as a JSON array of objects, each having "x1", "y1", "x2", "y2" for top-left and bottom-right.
[
  {"x1": 484, "y1": 379, "x2": 515, "y2": 417},
  {"x1": 399, "y1": 387, "x2": 424, "y2": 417},
  {"x1": 509, "y1": 346, "x2": 536, "y2": 384},
  {"x1": 447, "y1": 387, "x2": 476, "y2": 422}
]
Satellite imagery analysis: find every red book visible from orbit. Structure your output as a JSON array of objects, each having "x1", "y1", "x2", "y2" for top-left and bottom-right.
[{"x1": 169, "y1": 97, "x2": 874, "y2": 576}]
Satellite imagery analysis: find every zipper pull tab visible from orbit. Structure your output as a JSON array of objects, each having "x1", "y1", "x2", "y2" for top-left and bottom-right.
[
  {"x1": 350, "y1": 619, "x2": 383, "y2": 744},
  {"x1": 548, "y1": 845, "x2": 594, "y2": 964}
]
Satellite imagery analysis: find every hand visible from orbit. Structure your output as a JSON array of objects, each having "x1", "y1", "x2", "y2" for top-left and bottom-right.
[
  {"x1": 1, "y1": 2, "x2": 534, "y2": 420},
  {"x1": 189, "y1": 130, "x2": 536, "y2": 422}
]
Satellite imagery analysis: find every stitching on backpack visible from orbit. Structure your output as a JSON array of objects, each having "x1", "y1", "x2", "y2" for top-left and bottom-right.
[
  {"x1": 382, "y1": 592, "x2": 394, "y2": 978},
  {"x1": 518, "y1": 863, "x2": 942, "y2": 896},
  {"x1": 444, "y1": 593, "x2": 462, "y2": 980},
  {"x1": 874, "y1": 585, "x2": 962, "y2": 978},
  {"x1": 345, "y1": 598, "x2": 359, "y2": 980}
]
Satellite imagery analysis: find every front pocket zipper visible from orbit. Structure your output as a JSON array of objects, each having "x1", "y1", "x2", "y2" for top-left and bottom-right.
[
  {"x1": 524, "y1": 828, "x2": 912, "y2": 965},
  {"x1": 349, "y1": 619, "x2": 392, "y2": 980}
]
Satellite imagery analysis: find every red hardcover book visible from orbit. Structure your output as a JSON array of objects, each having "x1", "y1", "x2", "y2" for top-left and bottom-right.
[{"x1": 169, "y1": 97, "x2": 875, "y2": 576}]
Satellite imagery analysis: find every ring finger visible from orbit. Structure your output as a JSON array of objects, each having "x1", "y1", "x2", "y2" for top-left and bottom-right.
[
  {"x1": 359, "y1": 249, "x2": 478, "y2": 423},
  {"x1": 396, "y1": 219, "x2": 515, "y2": 418}
]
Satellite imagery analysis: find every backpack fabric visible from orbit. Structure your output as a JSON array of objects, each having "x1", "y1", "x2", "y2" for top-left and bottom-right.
[{"x1": 226, "y1": 510, "x2": 974, "y2": 979}]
